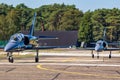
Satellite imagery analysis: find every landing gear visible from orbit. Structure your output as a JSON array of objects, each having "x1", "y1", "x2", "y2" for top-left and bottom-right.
[
  {"x1": 35, "y1": 48, "x2": 39, "y2": 62},
  {"x1": 91, "y1": 50, "x2": 94, "y2": 58},
  {"x1": 7, "y1": 52, "x2": 14, "y2": 63},
  {"x1": 8, "y1": 57, "x2": 14, "y2": 63},
  {"x1": 91, "y1": 50, "x2": 112, "y2": 59},
  {"x1": 6, "y1": 48, "x2": 39, "y2": 63},
  {"x1": 91, "y1": 51, "x2": 99, "y2": 59},
  {"x1": 92, "y1": 54, "x2": 94, "y2": 58},
  {"x1": 109, "y1": 51, "x2": 112, "y2": 58},
  {"x1": 97, "y1": 52, "x2": 99, "y2": 59},
  {"x1": 35, "y1": 56, "x2": 39, "y2": 62}
]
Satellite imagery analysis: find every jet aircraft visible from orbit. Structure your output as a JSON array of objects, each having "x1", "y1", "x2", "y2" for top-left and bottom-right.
[
  {"x1": 84, "y1": 27, "x2": 120, "y2": 58},
  {"x1": 4, "y1": 12, "x2": 57, "y2": 63}
]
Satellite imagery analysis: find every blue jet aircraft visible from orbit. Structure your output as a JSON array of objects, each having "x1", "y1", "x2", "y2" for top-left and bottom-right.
[
  {"x1": 84, "y1": 27, "x2": 120, "y2": 58},
  {"x1": 4, "y1": 12, "x2": 57, "y2": 63}
]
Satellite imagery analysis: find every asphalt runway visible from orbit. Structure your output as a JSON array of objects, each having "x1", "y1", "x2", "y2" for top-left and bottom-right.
[{"x1": 0, "y1": 50, "x2": 120, "y2": 80}]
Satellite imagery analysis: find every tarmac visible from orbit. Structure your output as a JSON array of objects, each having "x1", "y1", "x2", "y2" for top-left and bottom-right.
[{"x1": 0, "y1": 49, "x2": 120, "y2": 80}]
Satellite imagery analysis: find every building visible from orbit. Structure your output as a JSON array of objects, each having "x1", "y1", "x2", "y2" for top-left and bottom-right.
[{"x1": 23, "y1": 31, "x2": 78, "y2": 48}]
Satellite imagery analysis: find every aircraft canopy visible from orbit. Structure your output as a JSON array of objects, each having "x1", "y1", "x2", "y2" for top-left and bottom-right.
[{"x1": 10, "y1": 33, "x2": 24, "y2": 42}]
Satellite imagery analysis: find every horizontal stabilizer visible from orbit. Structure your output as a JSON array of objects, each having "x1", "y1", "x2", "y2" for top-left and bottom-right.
[{"x1": 39, "y1": 36, "x2": 58, "y2": 40}]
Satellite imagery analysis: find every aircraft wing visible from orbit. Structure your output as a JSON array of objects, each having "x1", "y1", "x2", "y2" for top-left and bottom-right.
[
  {"x1": 104, "y1": 48, "x2": 120, "y2": 51},
  {"x1": 37, "y1": 46, "x2": 58, "y2": 49},
  {"x1": 78, "y1": 48, "x2": 95, "y2": 50},
  {"x1": 78, "y1": 47, "x2": 120, "y2": 51},
  {"x1": 25, "y1": 46, "x2": 58, "y2": 50}
]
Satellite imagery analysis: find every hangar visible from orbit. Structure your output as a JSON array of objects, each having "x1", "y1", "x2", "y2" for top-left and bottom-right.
[{"x1": 23, "y1": 31, "x2": 78, "y2": 48}]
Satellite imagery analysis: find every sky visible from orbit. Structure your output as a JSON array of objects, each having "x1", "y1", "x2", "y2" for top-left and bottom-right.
[{"x1": 0, "y1": 0, "x2": 120, "y2": 12}]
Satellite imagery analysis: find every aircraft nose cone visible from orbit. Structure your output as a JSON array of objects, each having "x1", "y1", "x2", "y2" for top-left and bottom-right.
[
  {"x1": 4, "y1": 42, "x2": 17, "y2": 52},
  {"x1": 95, "y1": 45, "x2": 100, "y2": 51}
]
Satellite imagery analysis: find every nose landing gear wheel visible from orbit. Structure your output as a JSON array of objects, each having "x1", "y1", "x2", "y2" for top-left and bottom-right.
[
  {"x1": 8, "y1": 57, "x2": 14, "y2": 63},
  {"x1": 7, "y1": 52, "x2": 14, "y2": 63},
  {"x1": 97, "y1": 52, "x2": 99, "y2": 59},
  {"x1": 97, "y1": 56, "x2": 99, "y2": 59}
]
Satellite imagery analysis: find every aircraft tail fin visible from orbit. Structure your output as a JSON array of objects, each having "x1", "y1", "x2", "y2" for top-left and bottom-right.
[
  {"x1": 103, "y1": 27, "x2": 106, "y2": 41},
  {"x1": 29, "y1": 12, "x2": 37, "y2": 36}
]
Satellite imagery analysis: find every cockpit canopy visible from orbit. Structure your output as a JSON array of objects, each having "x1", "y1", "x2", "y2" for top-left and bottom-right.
[
  {"x1": 10, "y1": 33, "x2": 24, "y2": 42},
  {"x1": 96, "y1": 40, "x2": 108, "y2": 48},
  {"x1": 96, "y1": 40, "x2": 103, "y2": 45}
]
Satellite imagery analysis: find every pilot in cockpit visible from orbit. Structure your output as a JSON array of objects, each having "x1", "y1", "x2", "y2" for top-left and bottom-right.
[{"x1": 10, "y1": 34, "x2": 20, "y2": 41}]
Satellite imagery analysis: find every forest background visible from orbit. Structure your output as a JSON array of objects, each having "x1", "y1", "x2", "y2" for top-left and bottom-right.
[{"x1": 0, "y1": 3, "x2": 120, "y2": 43}]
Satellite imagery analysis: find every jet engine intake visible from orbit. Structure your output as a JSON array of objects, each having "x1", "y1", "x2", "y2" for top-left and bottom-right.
[
  {"x1": 103, "y1": 42, "x2": 106, "y2": 47},
  {"x1": 24, "y1": 36, "x2": 29, "y2": 45}
]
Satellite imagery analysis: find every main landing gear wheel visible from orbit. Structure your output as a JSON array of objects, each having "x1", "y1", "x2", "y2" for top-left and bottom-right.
[
  {"x1": 109, "y1": 54, "x2": 111, "y2": 58},
  {"x1": 35, "y1": 56, "x2": 39, "y2": 62},
  {"x1": 92, "y1": 54, "x2": 94, "y2": 58},
  {"x1": 35, "y1": 48, "x2": 39, "y2": 63},
  {"x1": 91, "y1": 50, "x2": 94, "y2": 58},
  {"x1": 109, "y1": 51, "x2": 112, "y2": 59}
]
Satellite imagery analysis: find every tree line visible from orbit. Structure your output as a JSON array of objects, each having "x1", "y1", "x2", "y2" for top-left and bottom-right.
[{"x1": 0, "y1": 3, "x2": 120, "y2": 42}]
